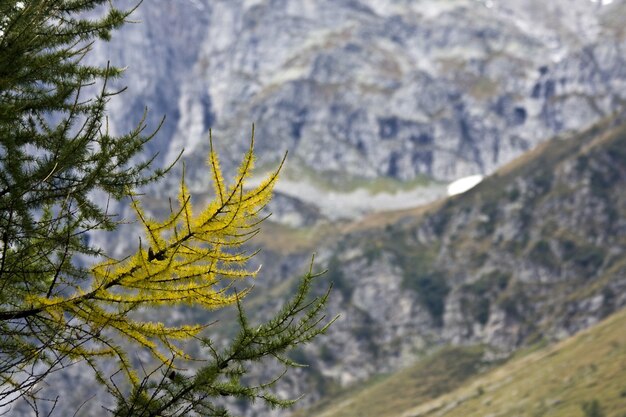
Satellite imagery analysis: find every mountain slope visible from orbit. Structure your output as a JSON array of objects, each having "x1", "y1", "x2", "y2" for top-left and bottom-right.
[
  {"x1": 295, "y1": 306, "x2": 626, "y2": 417},
  {"x1": 230, "y1": 115, "x2": 626, "y2": 415}
]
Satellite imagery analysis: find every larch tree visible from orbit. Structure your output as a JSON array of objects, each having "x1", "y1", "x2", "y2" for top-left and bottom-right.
[{"x1": 0, "y1": 1, "x2": 333, "y2": 416}]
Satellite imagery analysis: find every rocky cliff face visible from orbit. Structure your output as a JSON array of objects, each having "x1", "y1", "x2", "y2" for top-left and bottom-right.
[{"x1": 99, "y1": 0, "x2": 626, "y2": 192}]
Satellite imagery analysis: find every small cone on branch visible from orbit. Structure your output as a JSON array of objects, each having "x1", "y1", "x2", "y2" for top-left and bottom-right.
[{"x1": 148, "y1": 247, "x2": 166, "y2": 262}]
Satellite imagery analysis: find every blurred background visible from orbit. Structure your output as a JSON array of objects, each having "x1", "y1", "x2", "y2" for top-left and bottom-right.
[{"x1": 50, "y1": 0, "x2": 626, "y2": 415}]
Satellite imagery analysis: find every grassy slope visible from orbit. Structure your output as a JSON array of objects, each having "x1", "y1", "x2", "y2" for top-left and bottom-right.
[
  {"x1": 298, "y1": 307, "x2": 626, "y2": 417},
  {"x1": 292, "y1": 345, "x2": 494, "y2": 417}
]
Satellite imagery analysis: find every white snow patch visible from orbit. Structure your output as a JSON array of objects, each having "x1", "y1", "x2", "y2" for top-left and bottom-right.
[{"x1": 447, "y1": 175, "x2": 483, "y2": 196}]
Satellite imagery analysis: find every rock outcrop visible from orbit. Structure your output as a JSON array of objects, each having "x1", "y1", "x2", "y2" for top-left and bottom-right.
[
  {"x1": 242, "y1": 117, "x2": 626, "y2": 416},
  {"x1": 99, "y1": 0, "x2": 626, "y2": 190}
]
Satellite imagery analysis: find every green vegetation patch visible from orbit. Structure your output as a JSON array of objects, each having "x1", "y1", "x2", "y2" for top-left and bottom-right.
[
  {"x1": 409, "y1": 271, "x2": 450, "y2": 324},
  {"x1": 529, "y1": 239, "x2": 559, "y2": 270},
  {"x1": 560, "y1": 239, "x2": 606, "y2": 276},
  {"x1": 326, "y1": 255, "x2": 353, "y2": 299},
  {"x1": 461, "y1": 271, "x2": 511, "y2": 325},
  {"x1": 388, "y1": 238, "x2": 449, "y2": 325},
  {"x1": 581, "y1": 399, "x2": 606, "y2": 417},
  {"x1": 496, "y1": 280, "x2": 530, "y2": 321}
]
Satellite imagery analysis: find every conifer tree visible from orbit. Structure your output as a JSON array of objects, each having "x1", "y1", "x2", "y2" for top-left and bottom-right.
[{"x1": 0, "y1": 1, "x2": 332, "y2": 415}]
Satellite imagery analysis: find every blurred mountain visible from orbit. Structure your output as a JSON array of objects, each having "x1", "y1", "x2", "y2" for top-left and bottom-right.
[
  {"x1": 22, "y1": 1, "x2": 626, "y2": 416},
  {"x1": 97, "y1": 0, "x2": 626, "y2": 221},
  {"x1": 234, "y1": 115, "x2": 626, "y2": 415}
]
